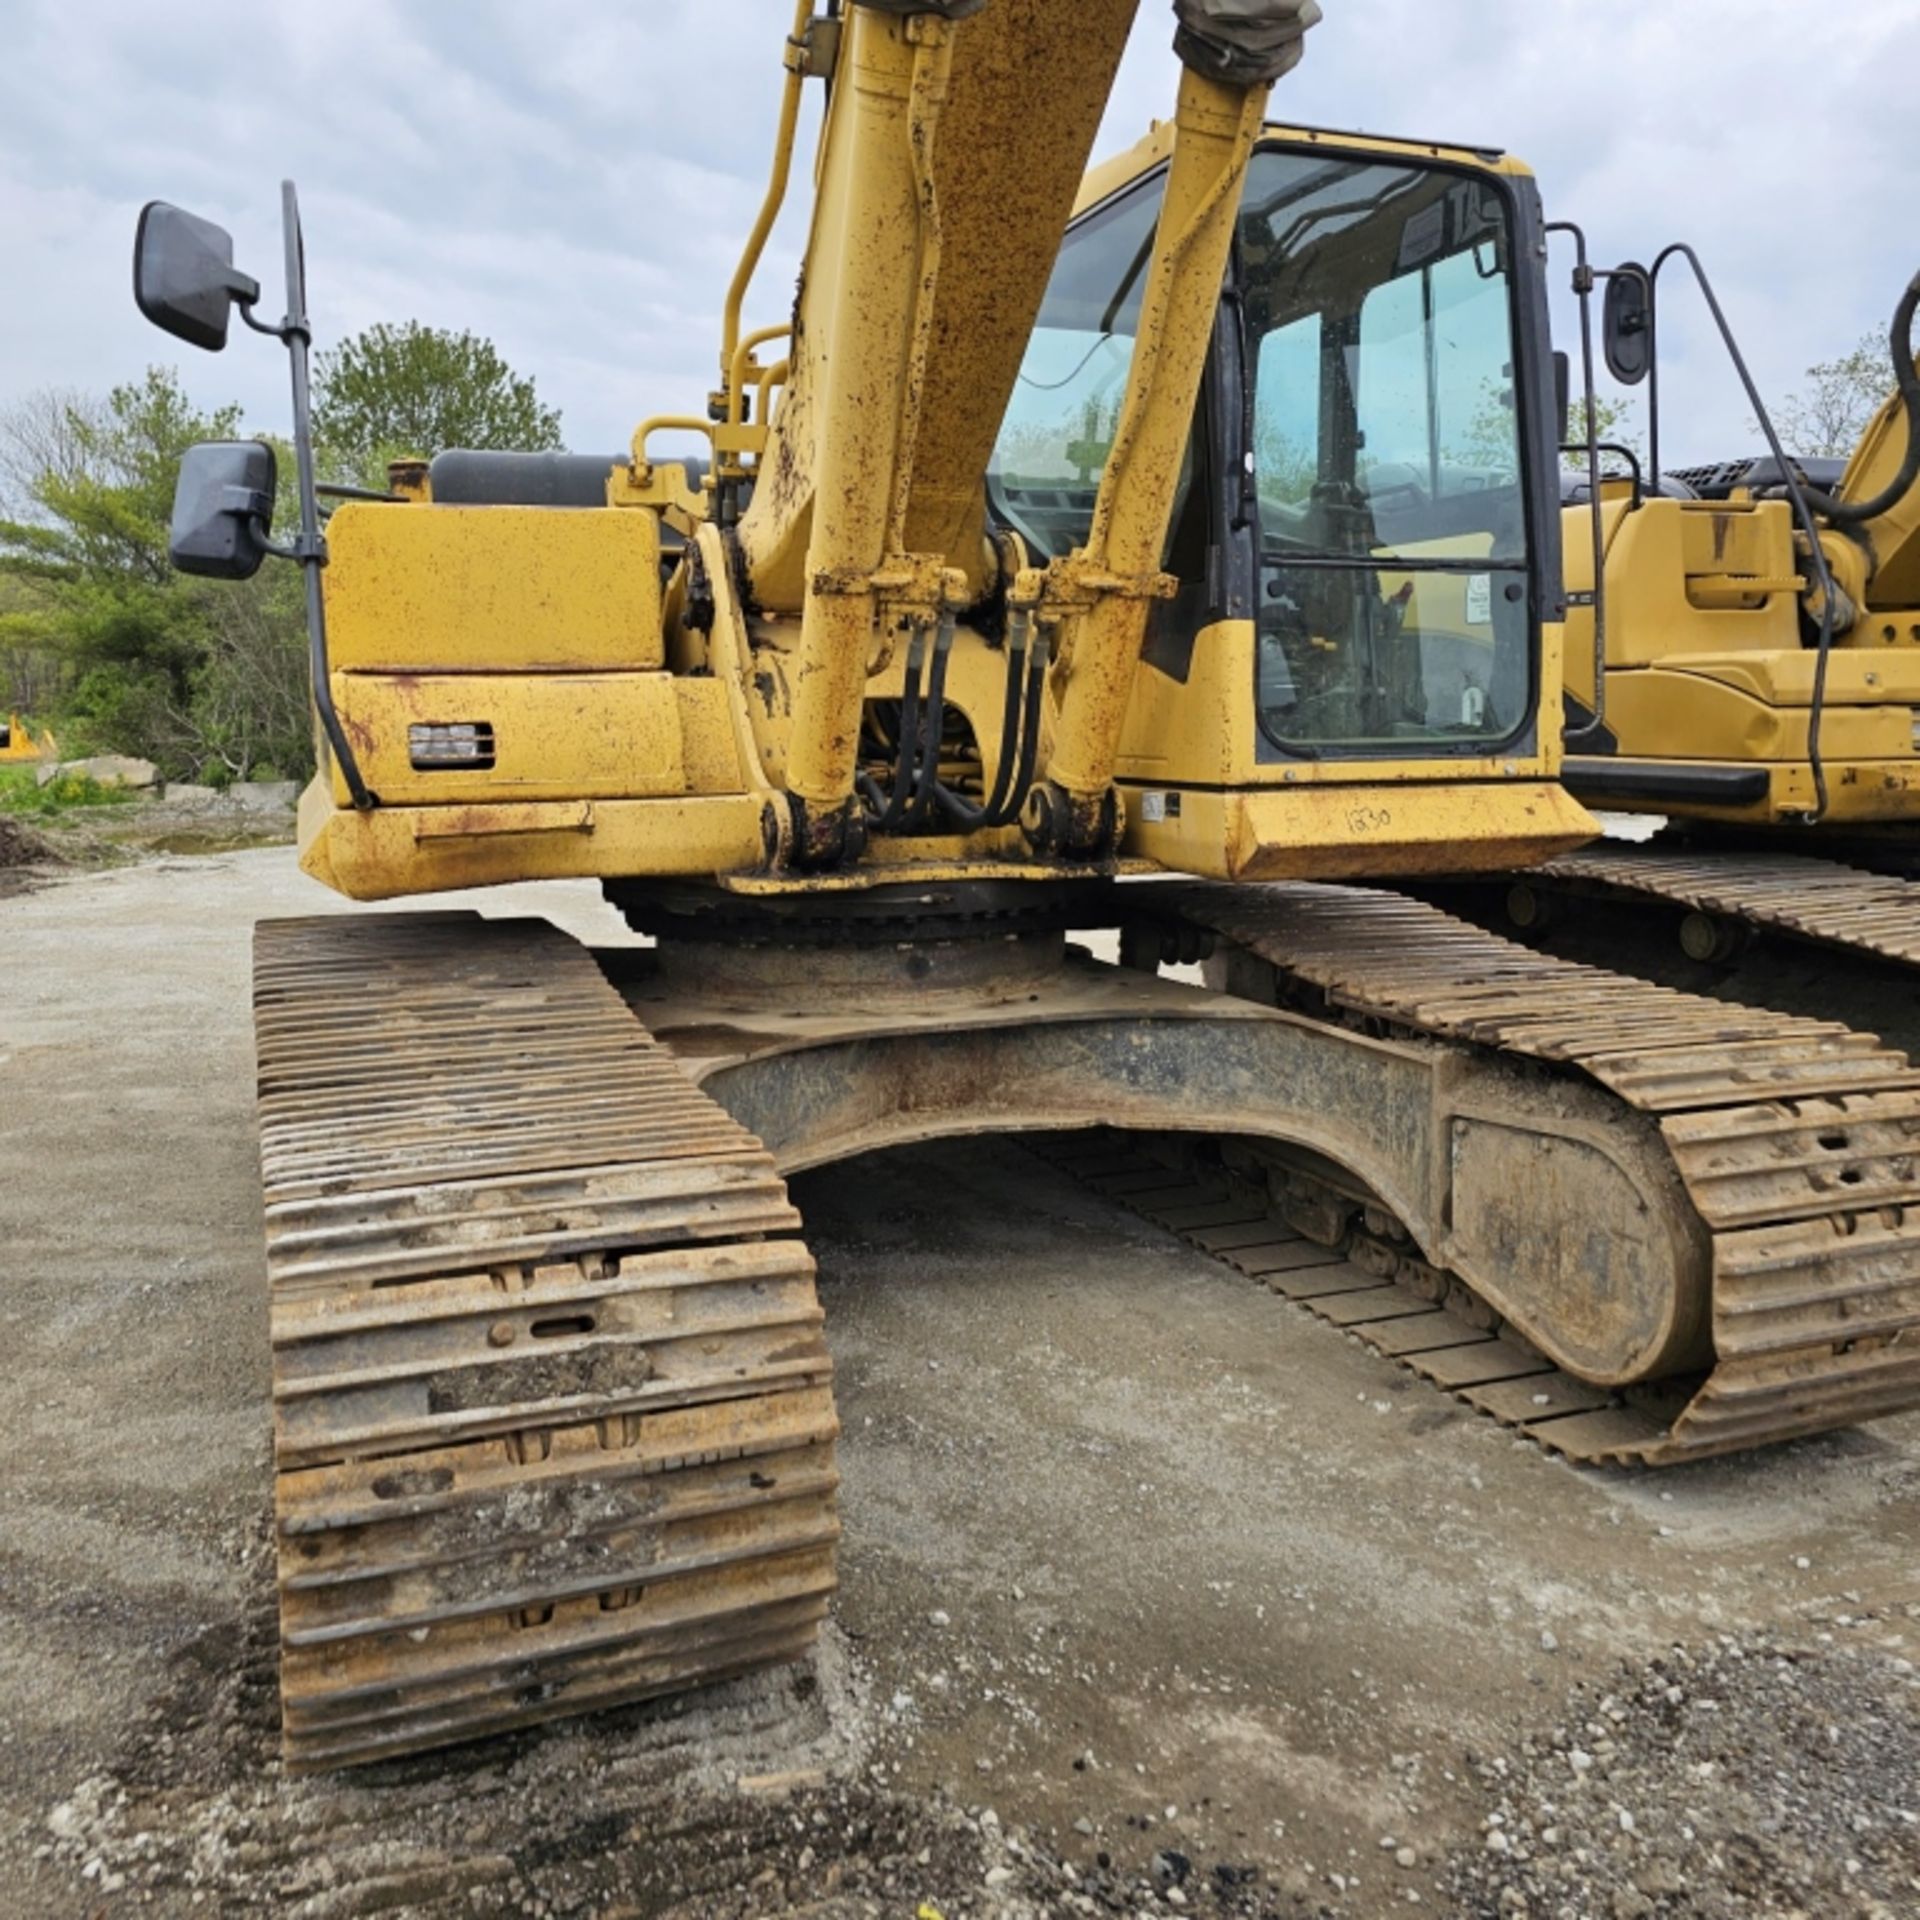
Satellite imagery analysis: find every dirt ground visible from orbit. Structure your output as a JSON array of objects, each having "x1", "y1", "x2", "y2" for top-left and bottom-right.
[{"x1": 2, "y1": 849, "x2": 1916, "y2": 1919}]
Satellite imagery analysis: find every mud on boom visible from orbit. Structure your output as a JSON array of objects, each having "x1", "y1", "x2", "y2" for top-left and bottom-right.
[{"x1": 133, "y1": 0, "x2": 1920, "y2": 1769}]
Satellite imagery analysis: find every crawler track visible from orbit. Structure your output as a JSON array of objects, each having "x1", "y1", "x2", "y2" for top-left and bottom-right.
[
  {"x1": 253, "y1": 913, "x2": 838, "y2": 1772},
  {"x1": 1540, "y1": 847, "x2": 1920, "y2": 968},
  {"x1": 1097, "y1": 884, "x2": 1920, "y2": 1466}
]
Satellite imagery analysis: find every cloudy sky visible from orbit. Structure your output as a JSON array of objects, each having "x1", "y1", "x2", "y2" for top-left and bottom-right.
[{"x1": 4, "y1": 0, "x2": 1914, "y2": 471}]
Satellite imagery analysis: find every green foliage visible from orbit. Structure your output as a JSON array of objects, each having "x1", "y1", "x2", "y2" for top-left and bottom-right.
[
  {"x1": 0, "y1": 369, "x2": 313, "y2": 782},
  {"x1": 1770, "y1": 332, "x2": 1891, "y2": 460},
  {"x1": 314, "y1": 322, "x2": 564, "y2": 484},
  {"x1": 1460, "y1": 377, "x2": 1643, "y2": 477},
  {"x1": 1562, "y1": 391, "x2": 1644, "y2": 474},
  {"x1": 1252, "y1": 415, "x2": 1318, "y2": 506},
  {"x1": 0, "y1": 763, "x2": 138, "y2": 817}
]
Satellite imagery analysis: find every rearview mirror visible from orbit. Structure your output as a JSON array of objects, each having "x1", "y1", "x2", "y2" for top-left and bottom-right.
[
  {"x1": 1603, "y1": 264, "x2": 1653, "y2": 387},
  {"x1": 134, "y1": 202, "x2": 260, "y2": 352},
  {"x1": 169, "y1": 440, "x2": 277, "y2": 578}
]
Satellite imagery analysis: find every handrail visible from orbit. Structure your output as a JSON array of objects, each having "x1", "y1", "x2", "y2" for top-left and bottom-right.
[
  {"x1": 630, "y1": 415, "x2": 715, "y2": 470},
  {"x1": 1548, "y1": 219, "x2": 1609, "y2": 748},
  {"x1": 728, "y1": 324, "x2": 793, "y2": 430},
  {"x1": 1645, "y1": 243, "x2": 1841, "y2": 821},
  {"x1": 720, "y1": 1, "x2": 815, "y2": 395}
]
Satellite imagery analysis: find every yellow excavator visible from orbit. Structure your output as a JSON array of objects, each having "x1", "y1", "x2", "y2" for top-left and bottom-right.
[
  {"x1": 133, "y1": 0, "x2": 1920, "y2": 1772},
  {"x1": 1447, "y1": 243, "x2": 1920, "y2": 978},
  {"x1": 0, "y1": 712, "x2": 55, "y2": 764}
]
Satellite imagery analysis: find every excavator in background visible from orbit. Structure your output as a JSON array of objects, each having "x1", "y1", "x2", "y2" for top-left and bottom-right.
[
  {"x1": 0, "y1": 712, "x2": 55, "y2": 764},
  {"x1": 131, "y1": 0, "x2": 1920, "y2": 1772},
  {"x1": 1433, "y1": 246, "x2": 1920, "y2": 991}
]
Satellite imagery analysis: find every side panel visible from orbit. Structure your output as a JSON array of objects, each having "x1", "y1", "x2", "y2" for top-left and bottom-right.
[
  {"x1": 327, "y1": 503, "x2": 664, "y2": 672},
  {"x1": 328, "y1": 672, "x2": 689, "y2": 806}
]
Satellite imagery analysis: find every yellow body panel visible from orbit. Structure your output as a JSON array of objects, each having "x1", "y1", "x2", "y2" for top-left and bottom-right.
[
  {"x1": 327, "y1": 671, "x2": 694, "y2": 808},
  {"x1": 1652, "y1": 651, "x2": 1920, "y2": 706},
  {"x1": 1601, "y1": 667, "x2": 1914, "y2": 763},
  {"x1": 1116, "y1": 618, "x2": 1567, "y2": 788},
  {"x1": 1564, "y1": 492, "x2": 1920, "y2": 827},
  {"x1": 1121, "y1": 780, "x2": 1592, "y2": 880},
  {"x1": 298, "y1": 784, "x2": 769, "y2": 901},
  {"x1": 326, "y1": 502, "x2": 663, "y2": 672},
  {"x1": 1563, "y1": 500, "x2": 1799, "y2": 685},
  {"x1": 1110, "y1": 618, "x2": 1584, "y2": 873}
]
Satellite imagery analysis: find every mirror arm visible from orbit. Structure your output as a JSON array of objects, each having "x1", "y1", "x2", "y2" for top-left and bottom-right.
[
  {"x1": 237, "y1": 298, "x2": 285, "y2": 340},
  {"x1": 273, "y1": 179, "x2": 375, "y2": 812},
  {"x1": 316, "y1": 482, "x2": 403, "y2": 503},
  {"x1": 249, "y1": 516, "x2": 306, "y2": 564}
]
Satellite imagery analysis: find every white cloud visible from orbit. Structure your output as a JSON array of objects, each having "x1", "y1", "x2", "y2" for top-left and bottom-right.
[{"x1": 3, "y1": 0, "x2": 1915, "y2": 471}]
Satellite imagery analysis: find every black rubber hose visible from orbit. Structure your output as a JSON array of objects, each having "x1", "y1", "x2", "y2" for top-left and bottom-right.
[
  {"x1": 934, "y1": 611, "x2": 1029, "y2": 832},
  {"x1": 903, "y1": 615, "x2": 955, "y2": 833},
  {"x1": 974, "y1": 613, "x2": 1030, "y2": 825},
  {"x1": 1004, "y1": 629, "x2": 1050, "y2": 820},
  {"x1": 875, "y1": 623, "x2": 929, "y2": 831},
  {"x1": 1801, "y1": 270, "x2": 1920, "y2": 526}
]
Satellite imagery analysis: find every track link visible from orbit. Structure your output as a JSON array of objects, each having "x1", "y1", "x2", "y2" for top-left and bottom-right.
[
  {"x1": 1097, "y1": 883, "x2": 1920, "y2": 1466},
  {"x1": 253, "y1": 913, "x2": 838, "y2": 1771},
  {"x1": 1045, "y1": 1132, "x2": 1684, "y2": 1454},
  {"x1": 1540, "y1": 847, "x2": 1920, "y2": 968}
]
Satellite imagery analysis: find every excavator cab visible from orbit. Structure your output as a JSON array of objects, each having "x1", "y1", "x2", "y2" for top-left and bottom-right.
[{"x1": 991, "y1": 125, "x2": 1586, "y2": 880}]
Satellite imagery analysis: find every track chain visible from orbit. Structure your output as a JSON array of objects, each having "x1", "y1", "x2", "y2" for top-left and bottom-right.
[
  {"x1": 1541, "y1": 846, "x2": 1920, "y2": 967},
  {"x1": 1044, "y1": 1133, "x2": 1669, "y2": 1454},
  {"x1": 1100, "y1": 883, "x2": 1920, "y2": 1466},
  {"x1": 253, "y1": 912, "x2": 839, "y2": 1771}
]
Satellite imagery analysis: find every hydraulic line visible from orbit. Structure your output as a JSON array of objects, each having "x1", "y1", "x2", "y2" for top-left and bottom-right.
[
  {"x1": 934, "y1": 607, "x2": 1030, "y2": 832},
  {"x1": 939, "y1": 624, "x2": 1050, "y2": 833},
  {"x1": 903, "y1": 611, "x2": 956, "y2": 832},
  {"x1": 1005, "y1": 629, "x2": 1051, "y2": 817},
  {"x1": 873, "y1": 621, "x2": 930, "y2": 831},
  {"x1": 1800, "y1": 270, "x2": 1920, "y2": 527}
]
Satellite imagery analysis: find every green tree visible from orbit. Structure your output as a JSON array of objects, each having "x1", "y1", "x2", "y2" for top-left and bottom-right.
[
  {"x1": 1461, "y1": 379, "x2": 1643, "y2": 477},
  {"x1": 314, "y1": 322, "x2": 564, "y2": 483},
  {"x1": 1770, "y1": 332, "x2": 1893, "y2": 460},
  {"x1": 0, "y1": 369, "x2": 312, "y2": 781},
  {"x1": 1562, "y1": 391, "x2": 1644, "y2": 474}
]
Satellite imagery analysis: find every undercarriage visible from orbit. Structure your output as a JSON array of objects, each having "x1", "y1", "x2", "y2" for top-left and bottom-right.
[{"x1": 251, "y1": 880, "x2": 1920, "y2": 1766}]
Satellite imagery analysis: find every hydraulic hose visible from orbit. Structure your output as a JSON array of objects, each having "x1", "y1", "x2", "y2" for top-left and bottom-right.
[
  {"x1": 874, "y1": 622, "x2": 930, "y2": 830},
  {"x1": 1801, "y1": 270, "x2": 1920, "y2": 526},
  {"x1": 934, "y1": 609, "x2": 1030, "y2": 832},
  {"x1": 1004, "y1": 629, "x2": 1051, "y2": 819},
  {"x1": 903, "y1": 613, "x2": 956, "y2": 832}
]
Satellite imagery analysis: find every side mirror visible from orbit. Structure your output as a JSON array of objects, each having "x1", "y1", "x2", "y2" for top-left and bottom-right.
[
  {"x1": 1553, "y1": 350, "x2": 1572, "y2": 445},
  {"x1": 133, "y1": 202, "x2": 260, "y2": 353},
  {"x1": 169, "y1": 440, "x2": 278, "y2": 578},
  {"x1": 1603, "y1": 264, "x2": 1653, "y2": 387}
]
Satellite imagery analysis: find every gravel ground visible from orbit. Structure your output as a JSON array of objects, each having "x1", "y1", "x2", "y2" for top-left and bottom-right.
[
  {"x1": 3, "y1": 848, "x2": 1917, "y2": 1919},
  {"x1": 1445, "y1": 1636, "x2": 1920, "y2": 1919}
]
